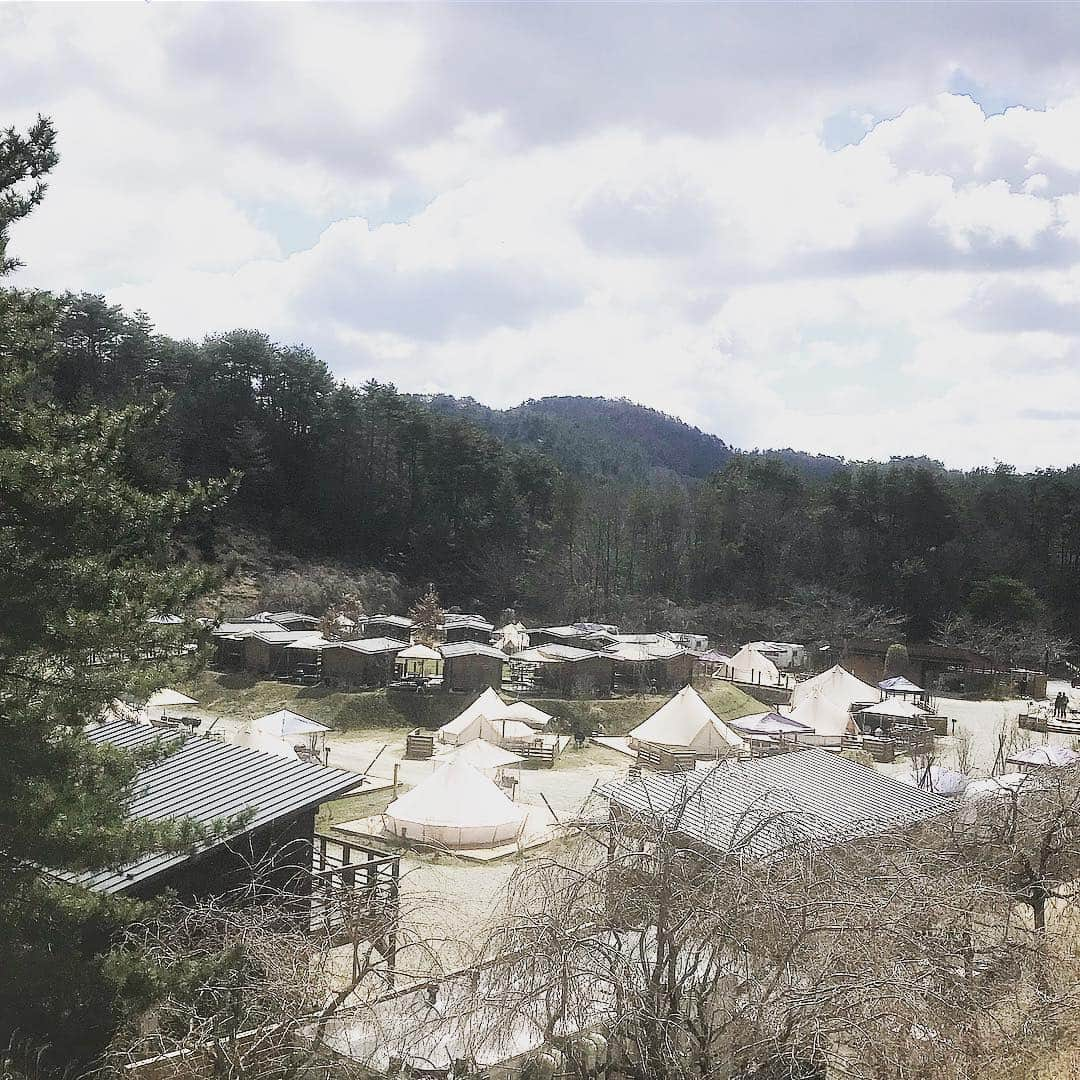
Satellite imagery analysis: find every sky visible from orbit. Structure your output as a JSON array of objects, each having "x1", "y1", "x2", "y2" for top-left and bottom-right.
[{"x1": 5, "y1": 2, "x2": 1080, "y2": 470}]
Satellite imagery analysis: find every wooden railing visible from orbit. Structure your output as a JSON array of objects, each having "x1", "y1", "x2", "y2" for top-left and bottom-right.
[
  {"x1": 310, "y1": 834, "x2": 401, "y2": 971},
  {"x1": 635, "y1": 744, "x2": 701, "y2": 774}
]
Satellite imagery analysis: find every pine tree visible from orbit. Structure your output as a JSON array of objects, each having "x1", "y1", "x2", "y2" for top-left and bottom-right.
[
  {"x1": 408, "y1": 584, "x2": 444, "y2": 646},
  {"x1": 0, "y1": 119, "x2": 230, "y2": 1070}
]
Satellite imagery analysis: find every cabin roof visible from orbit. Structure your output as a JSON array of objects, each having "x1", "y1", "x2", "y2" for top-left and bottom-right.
[
  {"x1": 57, "y1": 721, "x2": 364, "y2": 894},
  {"x1": 599, "y1": 746, "x2": 949, "y2": 858}
]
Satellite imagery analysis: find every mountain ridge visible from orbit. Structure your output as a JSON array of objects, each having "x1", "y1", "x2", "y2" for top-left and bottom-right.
[{"x1": 419, "y1": 393, "x2": 851, "y2": 481}]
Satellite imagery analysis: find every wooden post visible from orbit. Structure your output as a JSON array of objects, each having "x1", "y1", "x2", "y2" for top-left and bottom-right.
[{"x1": 393, "y1": 762, "x2": 399, "y2": 793}]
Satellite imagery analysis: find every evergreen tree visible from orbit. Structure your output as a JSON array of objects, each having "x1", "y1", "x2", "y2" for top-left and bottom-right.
[
  {"x1": 0, "y1": 120, "x2": 229, "y2": 1070},
  {"x1": 408, "y1": 585, "x2": 444, "y2": 646}
]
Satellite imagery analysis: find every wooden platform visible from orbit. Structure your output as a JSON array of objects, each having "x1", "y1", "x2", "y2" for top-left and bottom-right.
[{"x1": 1019, "y1": 713, "x2": 1080, "y2": 736}]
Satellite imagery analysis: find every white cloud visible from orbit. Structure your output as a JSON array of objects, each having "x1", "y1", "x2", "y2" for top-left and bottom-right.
[{"x1": 6, "y1": 5, "x2": 1080, "y2": 468}]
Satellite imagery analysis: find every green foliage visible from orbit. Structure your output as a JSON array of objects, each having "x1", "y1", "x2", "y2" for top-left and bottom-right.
[
  {"x1": 0, "y1": 115, "x2": 58, "y2": 274},
  {"x1": 256, "y1": 564, "x2": 402, "y2": 619},
  {"x1": 423, "y1": 393, "x2": 735, "y2": 481},
  {"x1": 884, "y1": 643, "x2": 910, "y2": 678},
  {"x1": 408, "y1": 584, "x2": 443, "y2": 645},
  {"x1": 0, "y1": 122, "x2": 230, "y2": 1071},
  {"x1": 967, "y1": 575, "x2": 1043, "y2": 625}
]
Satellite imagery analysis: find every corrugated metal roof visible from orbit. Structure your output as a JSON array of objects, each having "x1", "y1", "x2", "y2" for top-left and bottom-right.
[
  {"x1": 440, "y1": 641, "x2": 508, "y2": 660},
  {"x1": 440, "y1": 614, "x2": 495, "y2": 631},
  {"x1": 598, "y1": 746, "x2": 950, "y2": 859},
  {"x1": 213, "y1": 621, "x2": 288, "y2": 637},
  {"x1": 60, "y1": 721, "x2": 365, "y2": 894},
  {"x1": 365, "y1": 614, "x2": 414, "y2": 628},
  {"x1": 329, "y1": 637, "x2": 409, "y2": 655}
]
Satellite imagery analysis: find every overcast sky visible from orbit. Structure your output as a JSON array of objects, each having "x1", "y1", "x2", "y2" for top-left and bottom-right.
[{"x1": 6, "y1": 3, "x2": 1080, "y2": 469}]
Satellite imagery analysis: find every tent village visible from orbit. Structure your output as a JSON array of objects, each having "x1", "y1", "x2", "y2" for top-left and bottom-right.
[{"x1": 80, "y1": 608, "x2": 1080, "y2": 1079}]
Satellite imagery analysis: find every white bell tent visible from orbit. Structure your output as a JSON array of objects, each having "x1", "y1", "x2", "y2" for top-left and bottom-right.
[
  {"x1": 437, "y1": 688, "x2": 553, "y2": 746},
  {"x1": 727, "y1": 644, "x2": 780, "y2": 685},
  {"x1": 437, "y1": 688, "x2": 505, "y2": 745},
  {"x1": 790, "y1": 665, "x2": 878, "y2": 715},
  {"x1": 627, "y1": 685, "x2": 744, "y2": 753},
  {"x1": 384, "y1": 759, "x2": 526, "y2": 848},
  {"x1": 787, "y1": 689, "x2": 859, "y2": 738}
]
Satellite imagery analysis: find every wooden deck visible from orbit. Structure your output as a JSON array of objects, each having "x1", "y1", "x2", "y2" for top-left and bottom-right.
[{"x1": 1019, "y1": 712, "x2": 1080, "y2": 736}]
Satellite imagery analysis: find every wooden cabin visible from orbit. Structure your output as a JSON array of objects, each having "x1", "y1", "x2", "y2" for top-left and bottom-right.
[
  {"x1": 440, "y1": 641, "x2": 507, "y2": 692},
  {"x1": 67, "y1": 721, "x2": 379, "y2": 909},
  {"x1": 514, "y1": 645, "x2": 615, "y2": 696},
  {"x1": 322, "y1": 638, "x2": 408, "y2": 687},
  {"x1": 612, "y1": 650, "x2": 696, "y2": 692},
  {"x1": 439, "y1": 614, "x2": 495, "y2": 645},
  {"x1": 363, "y1": 615, "x2": 415, "y2": 641}
]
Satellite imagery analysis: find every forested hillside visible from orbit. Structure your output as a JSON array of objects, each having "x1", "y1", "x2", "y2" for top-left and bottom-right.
[
  {"x1": 33, "y1": 293, "x2": 1080, "y2": 662},
  {"x1": 421, "y1": 394, "x2": 734, "y2": 482},
  {"x1": 422, "y1": 394, "x2": 850, "y2": 481}
]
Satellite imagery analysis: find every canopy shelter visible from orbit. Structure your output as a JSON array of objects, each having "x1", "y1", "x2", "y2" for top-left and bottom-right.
[
  {"x1": 729, "y1": 711, "x2": 814, "y2": 737},
  {"x1": 494, "y1": 698, "x2": 553, "y2": 730},
  {"x1": 480, "y1": 717, "x2": 537, "y2": 746},
  {"x1": 791, "y1": 665, "x2": 879, "y2": 715},
  {"x1": 395, "y1": 643, "x2": 444, "y2": 680},
  {"x1": 627, "y1": 685, "x2": 744, "y2": 755},
  {"x1": 384, "y1": 760, "x2": 526, "y2": 848},
  {"x1": 726, "y1": 644, "x2": 781, "y2": 686},
  {"x1": 146, "y1": 688, "x2": 197, "y2": 709},
  {"x1": 141, "y1": 688, "x2": 198, "y2": 726},
  {"x1": 253, "y1": 709, "x2": 330, "y2": 762},
  {"x1": 1007, "y1": 745, "x2": 1080, "y2": 769},
  {"x1": 858, "y1": 698, "x2": 929, "y2": 721},
  {"x1": 698, "y1": 649, "x2": 732, "y2": 664},
  {"x1": 878, "y1": 675, "x2": 927, "y2": 700},
  {"x1": 787, "y1": 689, "x2": 859, "y2": 738}
]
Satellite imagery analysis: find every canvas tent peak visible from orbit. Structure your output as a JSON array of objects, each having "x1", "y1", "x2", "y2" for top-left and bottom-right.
[
  {"x1": 448, "y1": 738, "x2": 524, "y2": 771},
  {"x1": 627, "y1": 685, "x2": 744, "y2": 753},
  {"x1": 791, "y1": 665, "x2": 878, "y2": 714},
  {"x1": 438, "y1": 688, "x2": 507, "y2": 745},
  {"x1": 727, "y1": 644, "x2": 781, "y2": 685},
  {"x1": 787, "y1": 689, "x2": 859, "y2": 738}
]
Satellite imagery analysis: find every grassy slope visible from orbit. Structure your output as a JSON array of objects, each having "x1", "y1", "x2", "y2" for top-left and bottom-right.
[{"x1": 182, "y1": 671, "x2": 765, "y2": 737}]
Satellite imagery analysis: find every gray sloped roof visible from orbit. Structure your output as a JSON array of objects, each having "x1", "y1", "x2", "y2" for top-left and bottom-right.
[
  {"x1": 439, "y1": 641, "x2": 508, "y2": 660},
  {"x1": 329, "y1": 637, "x2": 409, "y2": 655},
  {"x1": 61, "y1": 721, "x2": 365, "y2": 894},
  {"x1": 599, "y1": 746, "x2": 950, "y2": 859}
]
